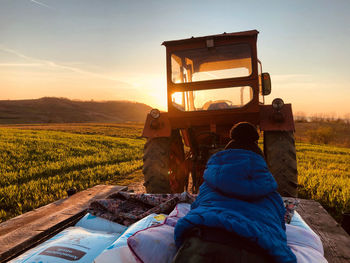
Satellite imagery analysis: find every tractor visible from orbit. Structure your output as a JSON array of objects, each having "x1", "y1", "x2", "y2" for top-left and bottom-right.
[{"x1": 142, "y1": 30, "x2": 298, "y2": 197}]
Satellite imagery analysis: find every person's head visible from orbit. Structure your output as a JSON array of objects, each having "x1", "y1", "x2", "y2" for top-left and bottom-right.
[{"x1": 225, "y1": 122, "x2": 264, "y2": 158}]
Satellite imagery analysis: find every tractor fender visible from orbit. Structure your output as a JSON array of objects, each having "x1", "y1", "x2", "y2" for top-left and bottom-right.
[
  {"x1": 259, "y1": 104, "x2": 295, "y2": 131},
  {"x1": 142, "y1": 112, "x2": 172, "y2": 138}
]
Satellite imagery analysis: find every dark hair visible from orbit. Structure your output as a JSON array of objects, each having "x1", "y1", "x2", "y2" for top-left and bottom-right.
[{"x1": 225, "y1": 122, "x2": 264, "y2": 158}]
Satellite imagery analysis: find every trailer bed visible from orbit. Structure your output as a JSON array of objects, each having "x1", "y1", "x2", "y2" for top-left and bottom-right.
[
  {"x1": 0, "y1": 185, "x2": 126, "y2": 262},
  {"x1": 0, "y1": 185, "x2": 349, "y2": 263}
]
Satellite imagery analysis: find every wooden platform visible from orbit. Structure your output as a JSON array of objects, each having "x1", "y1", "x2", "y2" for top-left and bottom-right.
[
  {"x1": 0, "y1": 185, "x2": 126, "y2": 262},
  {"x1": 0, "y1": 187, "x2": 349, "y2": 263},
  {"x1": 297, "y1": 199, "x2": 350, "y2": 263}
]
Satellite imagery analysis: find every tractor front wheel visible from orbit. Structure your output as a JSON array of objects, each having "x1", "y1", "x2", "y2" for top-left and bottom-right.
[{"x1": 264, "y1": 131, "x2": 298, "y2": 197}]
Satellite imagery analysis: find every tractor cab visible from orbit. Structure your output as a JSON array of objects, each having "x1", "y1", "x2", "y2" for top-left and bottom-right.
[
  {"x1": 142, "y1": 30, "x2": 297, "y2": 197},
  {"x1": 163, "y1": 30, "x2": 270, "y2": 118}
]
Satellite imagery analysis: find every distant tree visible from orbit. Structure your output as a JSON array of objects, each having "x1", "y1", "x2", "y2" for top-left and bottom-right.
[
  {"x1": 294, "y1": 111, "x2": 308, "y2": 122},
  {"x1": 344, "y1": 113, "x2": 350, "y2": 125}
]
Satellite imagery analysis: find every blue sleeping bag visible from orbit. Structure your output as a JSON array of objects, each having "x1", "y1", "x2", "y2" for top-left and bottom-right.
[{"x1": 174, "y1": 149, "x2": 297, "y2": 263}]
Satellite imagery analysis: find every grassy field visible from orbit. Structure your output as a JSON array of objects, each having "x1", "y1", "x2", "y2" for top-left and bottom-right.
[
  {"x1": 0, "y1": 123, "x2": 349, "y2": 224},
  {"x1": 0, "y1": 124, "x2": 145, "y2": 222},
  {"x1": 297, "y1": 142, "x2": 350, "y2": 221}
]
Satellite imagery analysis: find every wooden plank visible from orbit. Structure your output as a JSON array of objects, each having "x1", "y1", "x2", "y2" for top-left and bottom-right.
[
  {"x1": 297, "y1": 199, "x2": 350, "y2": 263},
  {"x1": 0, "y1": 185, "x2": 126, "y2": 263}
]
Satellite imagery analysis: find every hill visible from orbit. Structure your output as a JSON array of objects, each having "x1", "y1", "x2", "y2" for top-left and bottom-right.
[{"x1": 0, "y1": 97, "x2": 152, "y2": 124}]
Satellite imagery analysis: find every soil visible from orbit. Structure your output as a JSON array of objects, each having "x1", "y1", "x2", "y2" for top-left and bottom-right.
[{"x1": 127, "y1": 179, "x2": 146, "y2": 193}]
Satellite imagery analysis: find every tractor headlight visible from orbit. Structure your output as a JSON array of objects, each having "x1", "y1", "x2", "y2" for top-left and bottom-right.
[
  {"x1": 272, "y1": 98, "x2": 284, "y2": 111},
  {"x1": 150, "y1": 109, "x2": 160, "y2": 119}
]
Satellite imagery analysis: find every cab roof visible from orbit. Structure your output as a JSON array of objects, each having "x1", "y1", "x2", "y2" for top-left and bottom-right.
[{"x1": 162, "y1": 30, "x2": 259, "y2": 46}]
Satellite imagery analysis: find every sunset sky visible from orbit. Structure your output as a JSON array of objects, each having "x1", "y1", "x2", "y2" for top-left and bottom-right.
[{"x1": 1, "y1": 0, "x2": 349, "y2": 116}]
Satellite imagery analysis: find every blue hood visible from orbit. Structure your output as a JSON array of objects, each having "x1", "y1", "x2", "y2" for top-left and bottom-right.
[{"x1": 204, "y1": 149, "x2": 277, "y2": 200}]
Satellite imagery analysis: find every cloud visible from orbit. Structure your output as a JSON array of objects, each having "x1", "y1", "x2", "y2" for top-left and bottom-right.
[
  {"x1": 0, "y1": 63, "x2": 42, "y2": 67},
  {"x1": 29, "y1": 0, "x2": 51, "y2": 9},
  {"x1": 0, "y1": 45, "x2": 132, "y2": 87},
  {"x1": 271, "y1": 74, "x2": 316, "y2": 91},
  {"x1": 272, "y1": 74, "x2": 312, "y2": 82}
]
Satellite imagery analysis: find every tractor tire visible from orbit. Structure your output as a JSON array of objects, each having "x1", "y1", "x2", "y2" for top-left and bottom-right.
[
  {"x1": 142, "y1": 130, "x2": 186, "y2": 194},
  {"x1": 264, "y1": 131, "x2": 298, "y2": 197},
  {"x1": 143, "y1": 137, "x2": 171, "y2": 193}
]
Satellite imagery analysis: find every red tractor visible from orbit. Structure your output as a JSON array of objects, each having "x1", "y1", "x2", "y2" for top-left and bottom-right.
[{"x1": 142, "y1": 30, "x2": 297, "y2": 197}]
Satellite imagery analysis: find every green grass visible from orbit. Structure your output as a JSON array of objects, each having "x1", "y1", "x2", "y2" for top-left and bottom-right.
[
  {"x1": 296, "y1": 142, "x2": 350, "y2": 221},
  {"x1": 0, "y1": 126, "x2": 145, "y2": 222},
  {"x1": 0, "y1": 123, "x2": 349, "y2": 224},
  {"x1": 0, "y1": 123, "x2": 144, "y2": 139}
]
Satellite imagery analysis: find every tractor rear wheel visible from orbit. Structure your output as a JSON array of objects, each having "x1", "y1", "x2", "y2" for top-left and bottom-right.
[
  {"x1": 264, "y1": 131, "x2": 298, "y2": 197},
  {"x1": 142, "y1": 130, "x2": 186, "y2": 193}
]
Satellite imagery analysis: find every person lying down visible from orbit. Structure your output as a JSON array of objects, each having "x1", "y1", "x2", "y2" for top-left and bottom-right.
[{"x1": 173, "y1": 122, "x2": 297, "y2": 263}]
